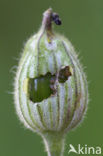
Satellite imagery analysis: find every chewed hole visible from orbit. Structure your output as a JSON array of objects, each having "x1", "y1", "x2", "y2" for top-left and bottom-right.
[
  {"x1": 58, "y1": 66, "x2": 72, "y2": 83},
  {"x1": 24, "y1": 66, "x2": 72, "y2": 103},
  {"x1": 28, "y1": 73, "x2": 56, "y2": 103}
]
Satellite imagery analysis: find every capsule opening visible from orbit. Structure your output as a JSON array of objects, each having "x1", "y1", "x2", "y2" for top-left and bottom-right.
[
  {"x1": 24, "y1": 66, "x2": 72, "y2": 103},
  {"x1": 28, "y1": 73, "x2": 56, "y2": 103}
]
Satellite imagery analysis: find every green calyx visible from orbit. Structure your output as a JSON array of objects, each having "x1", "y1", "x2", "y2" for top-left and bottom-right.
[{"x1": 14, "y1": 8, "x2": 88, "y2": 156}]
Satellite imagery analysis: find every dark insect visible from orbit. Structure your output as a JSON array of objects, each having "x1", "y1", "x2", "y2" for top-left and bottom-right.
[{"x1": 52, "y1": 13, "x2": 62, "y2": 25}]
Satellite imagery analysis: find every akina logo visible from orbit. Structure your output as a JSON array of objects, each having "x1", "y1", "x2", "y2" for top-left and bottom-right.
[{"x1": 68, "y1": 144, "x2": 102, "y2": 155}]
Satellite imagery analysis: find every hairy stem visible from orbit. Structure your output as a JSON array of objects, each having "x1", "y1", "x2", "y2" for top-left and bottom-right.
[{"x1": 42, "y1": 132, "x2": 65, "y2": 156}]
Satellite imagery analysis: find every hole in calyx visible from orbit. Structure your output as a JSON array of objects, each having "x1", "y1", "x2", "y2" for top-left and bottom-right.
[
  {"x1": 27, "y1": 66, "x2": 72, "y2": 103},
  {"x1": 28, "y1": 73, "x2": 56, "y2": 103},
  {"x1": 58, "y1": 66, "x2": 72, "y2": 83}
]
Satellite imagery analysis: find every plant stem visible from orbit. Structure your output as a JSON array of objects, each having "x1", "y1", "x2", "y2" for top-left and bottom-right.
[{"x1": 42, "y1": 132, "x2": 65, "y2": 156}]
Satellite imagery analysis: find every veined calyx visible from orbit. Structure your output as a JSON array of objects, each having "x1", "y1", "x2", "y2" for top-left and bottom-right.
[{"x1": 14, "y1": 8, "x2": 88, "y2": 156}]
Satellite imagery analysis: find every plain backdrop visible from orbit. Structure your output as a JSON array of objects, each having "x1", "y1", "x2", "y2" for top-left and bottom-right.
[{"x1": 0, "y1": 0, "x2": 103, "y2": 156}]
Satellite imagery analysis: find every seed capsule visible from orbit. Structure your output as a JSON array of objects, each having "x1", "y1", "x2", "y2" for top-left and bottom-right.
[{"x1": 14, "y1": 8, "x2": 88, "y2": 156}]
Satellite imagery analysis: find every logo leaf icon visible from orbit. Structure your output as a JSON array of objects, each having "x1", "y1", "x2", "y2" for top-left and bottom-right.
[{"x1": 68, "y1": 144, "x2": 78, "y2": 154}]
